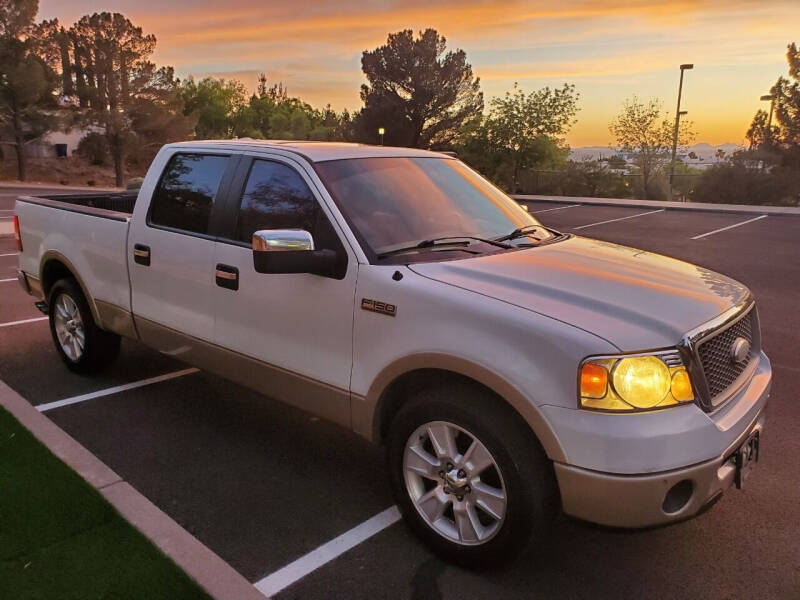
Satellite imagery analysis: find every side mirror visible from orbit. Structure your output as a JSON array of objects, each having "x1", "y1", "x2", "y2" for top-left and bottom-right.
[{"x1": 252, "y1": 229, "x2": 338, "y2": 277}]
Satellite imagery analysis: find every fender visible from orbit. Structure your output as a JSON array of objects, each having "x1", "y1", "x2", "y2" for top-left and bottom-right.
[
  {"x1": 353, "y1": 352, "x2": 567, "y2": 463},
  {"x1": 39, "y1": 250, "x2": 138, "y2": 339},
  {"x1": 40, "y1": 250, "x2": 102, "y2": 324}
]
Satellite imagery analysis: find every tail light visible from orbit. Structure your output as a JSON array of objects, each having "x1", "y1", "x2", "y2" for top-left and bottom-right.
[{"x1": 13, "y1": 215, "x2": 22, "y2": 252}]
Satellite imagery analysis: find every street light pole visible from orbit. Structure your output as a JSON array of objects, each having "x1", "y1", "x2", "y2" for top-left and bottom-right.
[
  {"x1": 378, "y1": 127, "x2": 385, "y2": 146},
  {"x1": 760, "y1": 94, "x2": 774, "y2": 131},
  {"x1": 669, "y1": 64, "x2": 694, "y2": 200},
  {"x1": 669, "y1": 64, "x2": 693, "y2": 201}
]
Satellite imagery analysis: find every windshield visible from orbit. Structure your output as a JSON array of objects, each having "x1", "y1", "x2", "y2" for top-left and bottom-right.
[{"x1": 315, "y1": 157, "x2": 553, "y2": 260}]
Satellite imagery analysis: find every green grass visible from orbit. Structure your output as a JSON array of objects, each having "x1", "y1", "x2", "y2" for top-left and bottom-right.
[{"x1": 0, "y1": 407, "x2": 212, "y2": 600}]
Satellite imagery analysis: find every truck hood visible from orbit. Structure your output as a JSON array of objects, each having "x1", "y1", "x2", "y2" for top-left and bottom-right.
[{"x1": 409, "y1": 236, "x2": 749, "y2": 350}]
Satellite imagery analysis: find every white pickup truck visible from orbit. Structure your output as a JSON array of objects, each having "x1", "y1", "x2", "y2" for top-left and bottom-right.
[{"x1": 14, "y1": 141, "x2": 770, "y2": 564}]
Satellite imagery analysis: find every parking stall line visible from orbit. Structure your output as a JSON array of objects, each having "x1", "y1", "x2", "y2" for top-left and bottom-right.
[
  {"x1": 36, "y1": 367, "x2": 200, "y2": 413},
  {"x1": 690, "y1": 214, "x2": 768, "y2": 240},
  {"x1": 0, "y1": 278, "x2": 16, "y2": 282},
  {"x1": 572, "y1": 208, "x2": 665, "y2": 230},
  {"x1": 532, "y1": 203, "x2": 582, "y2": 214},
  {"x1": 254, "y1": 505, "x2": 401, "y2": 597},
  {"x1": 0, "y1": 316, "x2": 48, "y2": 328},
  {"x1": 0, "y1": 252, "x2": 19, "y2": 257}
]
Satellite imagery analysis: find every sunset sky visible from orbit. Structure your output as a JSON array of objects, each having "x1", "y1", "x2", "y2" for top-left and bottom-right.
[{"x1": 40, "y1": 0, "x2": 799, "y2": 147}]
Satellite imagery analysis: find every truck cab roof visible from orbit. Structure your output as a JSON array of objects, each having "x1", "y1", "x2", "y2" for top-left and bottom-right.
[{"x1": 163, "y1": 140, "x2": 450, "y2": 163}]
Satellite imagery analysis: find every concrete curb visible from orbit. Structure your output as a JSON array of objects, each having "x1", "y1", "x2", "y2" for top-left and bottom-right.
[
  {"x1": 0, "y1": 378, "x2": 266, "y2": 600},
  {"x1": 513, "y1": 194, "x2": 800, "y2": 216}
]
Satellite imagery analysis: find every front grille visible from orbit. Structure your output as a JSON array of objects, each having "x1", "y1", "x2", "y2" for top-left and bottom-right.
[{"x1": 696, "y1": 308, "x2": 756, "y2": 402}]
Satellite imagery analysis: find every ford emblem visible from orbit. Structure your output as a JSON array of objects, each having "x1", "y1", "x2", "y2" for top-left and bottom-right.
[{"x1": 730, "y1": 337, "x2": 750, "y2": 363}]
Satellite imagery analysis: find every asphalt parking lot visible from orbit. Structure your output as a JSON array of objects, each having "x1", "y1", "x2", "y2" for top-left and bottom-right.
[{"x1": 1, "y1": 189, "x2": 799, "y2": 599}]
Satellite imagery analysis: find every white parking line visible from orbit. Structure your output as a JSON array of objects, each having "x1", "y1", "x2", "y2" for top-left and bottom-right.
[
  {"x1": 0, "y1": 316, "x2": 48, "y2": 328},
  {"x1": 690, "y1": 215, "x2": 768, "y2": 240},
  {"x1": 0, "y1": 252, "x2": 19, "y2": 257},
  {"x1": 0, "y1": 278, "x2": 16, "y2": 282},
  {"x1": 532, "y1": 203, "x2": 582, "y2": 214},
  {"x1": 36, "y1": 367, "x2": 200, "y2": 413},
  {"x1": 572, "y1": 208, "x2": 665, "y2": 230},
  {"x1": 254, "y1": 505, "x2": 401, "y2": 597}
]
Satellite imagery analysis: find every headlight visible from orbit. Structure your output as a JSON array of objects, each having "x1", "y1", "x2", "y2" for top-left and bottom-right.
[{"x1": 579, "y1": 353, "x2": 694, "y2": 412}]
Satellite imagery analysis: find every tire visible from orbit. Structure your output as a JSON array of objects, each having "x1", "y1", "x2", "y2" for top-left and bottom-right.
[
  {"x1": 387, "y1": 382, "x2": 557, "y2": 567},
  {"x1": 48, "y1": 278, "x2": 121, "y2": 374}
]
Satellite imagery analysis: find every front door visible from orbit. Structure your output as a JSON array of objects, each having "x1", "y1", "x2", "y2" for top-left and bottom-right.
[{"x1": 212, "y1": 155, "x2": 357, "y2": 425}]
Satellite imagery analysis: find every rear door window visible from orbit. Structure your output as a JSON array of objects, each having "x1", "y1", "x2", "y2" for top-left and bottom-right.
[{"x1": 149, "y1": 153, "x2": 229, "y2": 235}]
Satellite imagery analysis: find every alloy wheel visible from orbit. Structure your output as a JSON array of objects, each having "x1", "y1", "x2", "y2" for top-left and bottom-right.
[
  {"x1": 53, "y1": 293, "x2": 85, "y2": 361},
  {"x1": 403, "y1": 420, "x2": 507, "y2": 546}
]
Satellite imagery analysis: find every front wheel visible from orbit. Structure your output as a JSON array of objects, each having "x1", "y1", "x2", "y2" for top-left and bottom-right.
[
  {"x1": 387, "y1": 384, "x2": 557, "y2": 566},
  {"x1": 49, "y1": 278, "x2": 120, "y2": 374}
]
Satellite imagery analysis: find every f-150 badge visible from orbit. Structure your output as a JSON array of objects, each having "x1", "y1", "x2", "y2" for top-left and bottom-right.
[{"x1": 361, "y1": 298, "x2": 397, "y2": 317}]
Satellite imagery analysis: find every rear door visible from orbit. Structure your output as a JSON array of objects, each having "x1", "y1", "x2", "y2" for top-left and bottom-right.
[
  {"x1": 211, "y1": 154, "x2": 358, "y2": 424},
  {"x1": 129, "y1": 150, "x2": 238, "y2": 342}
]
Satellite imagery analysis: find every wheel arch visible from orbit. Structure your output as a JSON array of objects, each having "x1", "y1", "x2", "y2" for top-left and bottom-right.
[
  {"x1": 358, "y1": 353, "x2": 567, "y2": 463},
  {"x1": 40, "y1": 252, "x2": 102, "y2": 326}
]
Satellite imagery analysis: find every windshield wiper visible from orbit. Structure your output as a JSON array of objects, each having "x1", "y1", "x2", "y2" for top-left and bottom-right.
[
  {"x1": 376, "y1": 236, "x2": 510, "y2": 260},
  {"x1": 494, "y1": 225, "x2": 548, "y2": 243}
]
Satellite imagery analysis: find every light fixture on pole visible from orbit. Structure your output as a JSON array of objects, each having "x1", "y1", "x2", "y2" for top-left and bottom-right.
[
  {"x1": 378, "y1": 127, "x2": 385, "y2": 146},
  {"x1": 669, "y1": 63, "x2": 693, "y2": 200}
]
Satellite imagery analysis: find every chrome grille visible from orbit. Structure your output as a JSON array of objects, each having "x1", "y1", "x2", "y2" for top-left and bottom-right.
[{"x1": 696, "y1": 308, "x2": 756, "y2": 402}]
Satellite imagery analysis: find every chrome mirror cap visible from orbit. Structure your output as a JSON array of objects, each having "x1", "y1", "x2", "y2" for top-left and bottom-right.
[{"x1": 252, "y1": 229, "x2": 315, "y2": 252}]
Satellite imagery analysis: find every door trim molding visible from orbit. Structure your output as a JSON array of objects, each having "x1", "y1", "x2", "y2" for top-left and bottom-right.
[{"x1": 134, "y1": 316, "x2": 352, "y2": 428}]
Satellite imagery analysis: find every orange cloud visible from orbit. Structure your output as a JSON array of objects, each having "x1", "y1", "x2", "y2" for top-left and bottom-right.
[{"x1": 39, "y1": 0, "x2": 800, "y2": 146}]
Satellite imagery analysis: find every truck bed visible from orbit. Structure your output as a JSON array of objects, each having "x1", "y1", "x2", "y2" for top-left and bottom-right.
[
  {"x1": 16, "y1": 191, "x2": 137, "y2": 221},
  {"x1": 15, "y1": 191, "x2": 137, "y2": 316}
]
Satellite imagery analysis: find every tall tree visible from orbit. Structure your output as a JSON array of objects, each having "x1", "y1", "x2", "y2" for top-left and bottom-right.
[
  {"x1": 0, "y1": 0, "x2": 56, "y2": 180},
  {"x1": 126, "y1": 65, "x2": 195, "y2": 166},
  {"x1": 29, "y1": 18, "x2": 73, "y2": 96},
  {"x1": 746, "y1": 109, "x2": 772, "y2": 149},
  {"x1": 354, "y1": 29, "x2": 483, "y2": 148},
  {"x1": 744, "y1": 42, "x2": 800, "y2": 169},
  {"x1": 769, "y1": 42, "x2": 800, "y2": 156},
  {"x1": 43, "y1": 12, "x2": 160, "y2": 186},
  {"x1": 180, "y1": 76, "x2": 247, "y2": 139},
  {"x1": 609, "y1": 96, "x2": 694, "y2": 199},
  {"x1": 483, "y1": 82, "x2": 579, "y2": 191}
]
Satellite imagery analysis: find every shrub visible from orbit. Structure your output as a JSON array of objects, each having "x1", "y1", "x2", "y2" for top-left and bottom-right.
[
  {"x1": 692, "y1": 164, "x2": 800, "y2": 206},
  {"x1": 520, "y1": 161, "x2": 632, "y2": 198},
  {"x1": 126, "y1": 177, "x2": 144, "y2": 190},
  {"x1": 76, "y1": 133, "x2": 108, "y2": 166}
]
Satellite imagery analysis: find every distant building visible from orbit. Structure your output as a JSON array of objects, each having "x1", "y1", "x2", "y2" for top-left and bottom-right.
[{"x1": 1, "y1": 127, "x2": 101, "y2": 159}]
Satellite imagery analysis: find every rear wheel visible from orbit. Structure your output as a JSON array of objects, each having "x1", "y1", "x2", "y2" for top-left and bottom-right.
[
  {"x1": 387, "y1": 383, "x2": 557, "y2": 566},
  {"x1": 48, "y1": 278, "x2": 120, "y2": 374}
]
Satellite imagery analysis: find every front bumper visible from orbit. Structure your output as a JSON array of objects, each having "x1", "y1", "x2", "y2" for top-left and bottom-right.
[
  {"x1": 549, "y1": 351, "x2": 770, "y2": 528},
  {"x1": 555, "y1": 407, "x2": 765, "y2": 527}
]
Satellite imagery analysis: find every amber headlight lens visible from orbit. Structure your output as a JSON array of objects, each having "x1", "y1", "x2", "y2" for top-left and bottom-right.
[
  {"x1": 612, "y1": 356, "x2": 671, "y2": 408},
  {"x1": 671, "y1": 369, "x2": 694, "y2": 402},
  {"x1": 579, "y1": 353, "x2": 695, "y2": 412}
]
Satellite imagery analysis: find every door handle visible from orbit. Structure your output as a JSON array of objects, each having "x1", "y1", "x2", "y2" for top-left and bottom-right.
[
  {"x1": 133, "y1": 244, "x2": 150, "y2": 266},
  {"x1": 215, "y1": 263, "x2": 239, "y2": 291}
]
